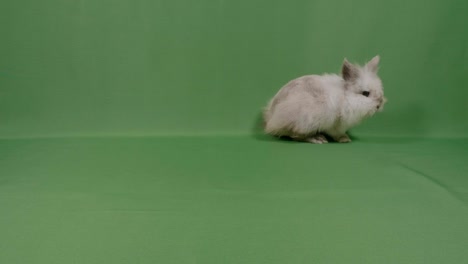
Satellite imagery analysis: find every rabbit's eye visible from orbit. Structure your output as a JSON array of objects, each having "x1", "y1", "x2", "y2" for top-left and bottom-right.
[{"x1": 362, "y1": 91, "x2": 370, "y2": 97}]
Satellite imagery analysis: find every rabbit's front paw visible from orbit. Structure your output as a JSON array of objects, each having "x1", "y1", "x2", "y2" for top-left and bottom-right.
[
  {"x1": 306, "y1": 134, "x2": 328, "y2": 144},
  {"x1": 337, "y1": 134, "x2": 351, "y2": 143}
]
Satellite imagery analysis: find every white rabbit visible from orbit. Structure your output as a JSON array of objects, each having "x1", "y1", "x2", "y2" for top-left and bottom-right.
[{"x1": 263, "y1": 56, "x2": 386, "y2": 143}]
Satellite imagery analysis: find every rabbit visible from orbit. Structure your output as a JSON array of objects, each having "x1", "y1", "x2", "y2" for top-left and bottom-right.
[{"x1": 263, "y1": 55, "x2": 386, "y2": 144}]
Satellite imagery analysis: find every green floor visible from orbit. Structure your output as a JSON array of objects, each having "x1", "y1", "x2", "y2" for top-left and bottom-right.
[{"x1": 1, "y1": 136, "x2": 467, "y2": 263}]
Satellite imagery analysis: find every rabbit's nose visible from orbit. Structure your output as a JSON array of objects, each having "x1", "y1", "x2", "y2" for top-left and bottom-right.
[{"x1": 378, "y1": 97, "x2": 386, "y2": 105}]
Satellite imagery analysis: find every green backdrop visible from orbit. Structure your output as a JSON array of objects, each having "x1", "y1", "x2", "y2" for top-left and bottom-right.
[
  {"x1": 1, "y1": 0, "x2": 467, "y2": 263},
  {"x1": 1, "y1": 0, "x2": 467, "y2": 138}
]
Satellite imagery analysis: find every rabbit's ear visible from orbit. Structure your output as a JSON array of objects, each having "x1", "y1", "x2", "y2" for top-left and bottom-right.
[
  {"x1": 366, "y1": 55, "x2": 380, "y2": 72},
  {"x1": 342, "y1": 58, "x2": 359, "y2": 81}
]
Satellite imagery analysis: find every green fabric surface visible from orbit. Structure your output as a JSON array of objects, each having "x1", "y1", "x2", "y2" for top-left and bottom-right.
[
  {"x1": 1, "y1": 0, "x2": 468, "y2": 263},
  {"x1": 1, "y1": 137, "x2": 468, "y2": 263},
  {"x1": 1, "y1": 0, "x2": 467, "y2": 137}
]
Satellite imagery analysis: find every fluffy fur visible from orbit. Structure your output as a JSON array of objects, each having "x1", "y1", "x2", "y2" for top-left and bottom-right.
[{"x1": 263, "y1": 56, "x2": 386, "y2": 144}]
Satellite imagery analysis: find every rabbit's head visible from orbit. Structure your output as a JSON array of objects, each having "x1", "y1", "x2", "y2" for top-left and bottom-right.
[{"x1": 342, "y1": 56, "x2": 387, "y2": 117}]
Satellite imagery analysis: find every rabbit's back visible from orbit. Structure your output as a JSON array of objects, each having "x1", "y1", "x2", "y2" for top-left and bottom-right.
[{"x1": 264, "y1": 74, "x2": 344, "y2": 136}]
